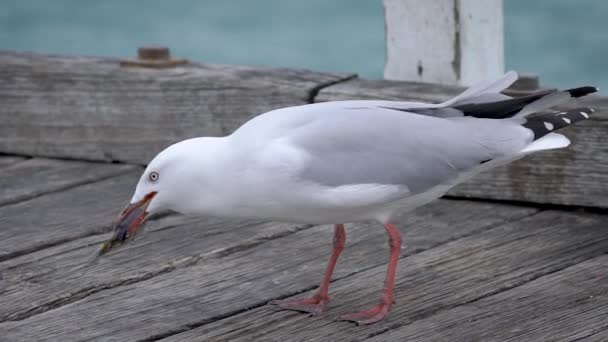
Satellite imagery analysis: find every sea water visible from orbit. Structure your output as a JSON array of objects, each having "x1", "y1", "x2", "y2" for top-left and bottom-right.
[{"x1": 1, "y1": 0, "x2": 606, "y2": 90}]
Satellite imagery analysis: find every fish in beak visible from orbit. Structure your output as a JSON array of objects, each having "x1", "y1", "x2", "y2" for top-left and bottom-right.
[{"x1": 97, "y1": 191, "x2": 157, "y2": 256}]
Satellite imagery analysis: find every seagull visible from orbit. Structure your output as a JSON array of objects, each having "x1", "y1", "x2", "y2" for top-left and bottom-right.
[{"x1": 101, "y1": 71, "x2": 597, "y2": 324}]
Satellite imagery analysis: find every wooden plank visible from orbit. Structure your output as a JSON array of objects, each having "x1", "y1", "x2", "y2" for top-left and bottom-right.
[
  {"x1": 363, "y1": 254, "x2": 608, "y2": 342},
  {"x1": 576, "y1": 330, "x2": 608, "y2": 342},
  {"x1": 448, "y1": 120, "x2": 608, "y2": 208},
  {"x1": 0, "y1": 51, "x2": 354, "y2": 164},
  {"x1": 451, "y1": 95, "x2": 608, "y2": 207},
  {"x1": 154, "y1": 210, "x2": 608, "y2": 342},
  {"x1": 317, "y1": 78, "x2": 608, "y2": 208},
  {"x1": 0, "y1": 199, "x2": 529, "y2": 323},
  {"x1": 0, "y1": 216, "x2": 311, "y2": 322},
  {"x1": 0, "y1": 171, "x2": 142, "y2": 261},
  {"x1": 0, "y1": 158, "x2": 136, "y2": 206},
  {"x1": 0, "y1": 156, "x2": 26, "y2": 169},
  {"x1": 316, "y1": 77, "x2": 463, "y2": 103},
  {"x1": 0, "y1": 200, "x2": 537, "y2": 341}
]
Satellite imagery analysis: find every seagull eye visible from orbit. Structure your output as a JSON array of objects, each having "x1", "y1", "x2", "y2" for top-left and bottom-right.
[{"x1": 149, "y1": 171, "x2": 159, "y2": 182}]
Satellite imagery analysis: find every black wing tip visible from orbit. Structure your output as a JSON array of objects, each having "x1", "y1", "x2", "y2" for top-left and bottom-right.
[
  {"x1": 523, "y1": 107, "x2": 595, "y2": 140},
  {"x1": 567, "y1": 86, "x2": 598, "y2": 98}
]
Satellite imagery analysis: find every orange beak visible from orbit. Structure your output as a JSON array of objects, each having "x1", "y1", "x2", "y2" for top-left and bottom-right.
[{"x1": 98, "y1": 191, "x2": 157, "y2": 255}]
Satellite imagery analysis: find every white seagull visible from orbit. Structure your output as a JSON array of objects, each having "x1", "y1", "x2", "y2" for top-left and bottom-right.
[{"x1": 101, "y1": 71, "x2": 597, "y2": 324}]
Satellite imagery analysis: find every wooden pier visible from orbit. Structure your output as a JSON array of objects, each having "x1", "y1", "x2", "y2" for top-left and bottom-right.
[{"x1": 0, "y1": 51, "x2": 607, "y2": 341}]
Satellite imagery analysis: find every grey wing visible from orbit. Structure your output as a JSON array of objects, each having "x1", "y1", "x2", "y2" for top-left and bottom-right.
[{"x1": 288, "y1": 106, "x2": 531, "y2": 194}]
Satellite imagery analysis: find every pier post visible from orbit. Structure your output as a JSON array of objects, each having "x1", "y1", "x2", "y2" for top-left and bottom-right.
[{"x1": 384, "y1": 0, "x2": 504, "y2": 86}]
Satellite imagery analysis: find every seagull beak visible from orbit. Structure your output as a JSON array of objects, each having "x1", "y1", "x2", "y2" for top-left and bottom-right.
[{"x1": 98, "y1": 191, "x2": 157, "y2": 255}]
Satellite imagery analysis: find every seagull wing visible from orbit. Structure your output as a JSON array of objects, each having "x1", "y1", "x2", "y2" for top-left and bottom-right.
[{"x1": 283, "y1": 105, "x2": 530, "y2": 194}]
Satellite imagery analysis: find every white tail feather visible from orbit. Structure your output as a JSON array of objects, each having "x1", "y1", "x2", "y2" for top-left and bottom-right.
[
  {"x1": 442, "y1": 71, "x2": 519, "y2": 107},
  {"x1": 520, "y1": 133, "x2": 571, "y2": 154}
]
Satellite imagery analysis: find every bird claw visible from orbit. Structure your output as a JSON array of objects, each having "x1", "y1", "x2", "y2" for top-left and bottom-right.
[
  {"x1": 338, "y1": 302, "x2": 391, "y2": 325},
  {"x1": 270, "y1": 295, "x2": 329, "y2": 316}
]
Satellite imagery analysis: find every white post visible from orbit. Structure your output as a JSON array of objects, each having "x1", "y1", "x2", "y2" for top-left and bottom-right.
[{"x1": 384, "y1": 0, "x2": 504, "y2": 86}]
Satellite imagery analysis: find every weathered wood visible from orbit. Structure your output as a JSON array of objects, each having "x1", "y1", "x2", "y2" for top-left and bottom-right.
[
  {"x1": 0, "y1": 216, "x2": 311, "y2": 322},
  {"x1": 0, "y1": 51, "x2": 353, "y2": 164},
  {"x1": 317, "y1": 77, "x2": 462, "y2": 103},
  {"x1": 0, "y1": 171, "x2": 142, "y2": 261},
  {"x1": 0, "y1": 200, "x2": 537, "y2": 341},
  {"x1": 158, "y1": 211, "x2": 608, "y2": 342},
  {"x1": 0, "y1": 158, "x2": 135, "y2": 206},
  {"x1": 363, "y1": 254, "x2": 608, "y2": 342},
  {"x1": 318, "y1": 78, "x2": 608, "y2": 208},
  {"x1": 0, "y1": 156, "x2": 26, "y2": 169},
  {"x1": 449, "y1": 122, "x2": 608, "y2": 208},
  {"x1": 384, "y1": 0, "x2": 504, "y2": 85},
  {"x1": 3, "y1": 50, "x2": 605, "y2": 207}
]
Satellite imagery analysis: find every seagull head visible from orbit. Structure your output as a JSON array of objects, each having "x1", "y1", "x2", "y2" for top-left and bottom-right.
[{"x1": 98, "y1": 137, "x2": 223, "y2": 255}]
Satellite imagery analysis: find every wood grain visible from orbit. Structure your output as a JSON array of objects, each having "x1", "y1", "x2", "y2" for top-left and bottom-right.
[
  {"x1": 449, "y1": 120, "x2": 608, "y2": 208},
  {"x1": 316, "y1": 77, "x2": 463, "y2": 103},
  {"x1": 0, "y1": 200, "x2": 536, "y2": 341},
  {"x1": 0, "y1": 158, "x2": 135, "y2": 206},
  {"x1": 0, "y1": 51, "x2": 353, "y2": 165},
  {"x1": 158, "y1": 210, "x2": 608, "y2": 342},
  {"x1": 0, "y1": 216, "x2": 312, "y2": 322},
  {"x1": 363, "y1": 254, "x2": 608, "y2": 342},
  {"x1": 0, "y1": 171, "x2": 142, "y2": 261},
  {"x1": 0, "y1": 156, "x2": 26, "y2": 169},
  {"x1": 317, "y1": 78, "x2": 608, "y2": 208}
]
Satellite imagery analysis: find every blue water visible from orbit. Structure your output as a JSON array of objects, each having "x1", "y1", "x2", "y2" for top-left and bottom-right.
[{"x1": 1, "y1": 0, "x2": 606, "y2": 90}]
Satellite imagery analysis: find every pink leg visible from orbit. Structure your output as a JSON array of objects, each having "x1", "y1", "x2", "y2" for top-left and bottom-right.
[
  {"x1": 271, "y1": 224, "x2": 346, "y2": 315},
  {"x1": 340, "y1": 223, "x2": 402, "y2": 325}
]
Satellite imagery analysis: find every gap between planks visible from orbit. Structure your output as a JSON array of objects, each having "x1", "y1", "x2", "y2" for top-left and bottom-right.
[
  {"x1": 0, "y1": 158, "x2": 138, "y2": 209},
  {"x1": 307, "y1": 73, "x2": 358, "y2": 104},
  {"x1": 442, "y1": 194, "x2": 608, "y2": 216}
]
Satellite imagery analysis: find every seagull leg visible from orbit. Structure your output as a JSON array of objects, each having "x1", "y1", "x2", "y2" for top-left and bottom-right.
[
  {"x1": 339, "y1": 222, "x2": 402, "y2": 325},
  {"x1": 270, "y1": 223, "x2": 346, "y2": 315}
]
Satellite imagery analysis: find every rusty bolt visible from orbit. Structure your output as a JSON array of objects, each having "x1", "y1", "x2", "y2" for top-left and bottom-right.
[
  {"x1": 137, "y1": 46, "x2": 171, "y2": 61},
  {"x1": 121, "y1": 45, "x2": 187, "y2": 69}
]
